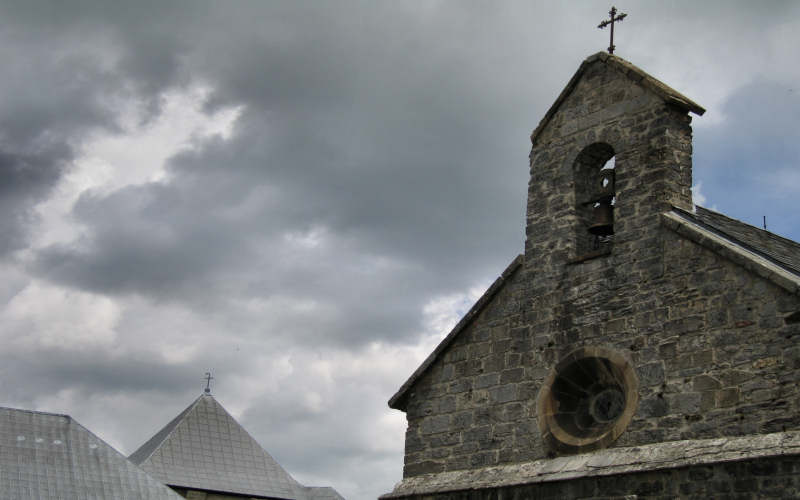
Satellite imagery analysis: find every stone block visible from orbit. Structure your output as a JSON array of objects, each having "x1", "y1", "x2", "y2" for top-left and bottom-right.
[
  {"x1": 420, "y1": 415, "x2": 451, "y2": 435},
  {"x1": 500, "y1": 368, "x2": 524, "y2": 384},
  {"x1": 666, "y1": 392, "x2": 701, "y2": 415},
  {"x1": 488, "y1": 385, "x2": 517, "y2": 404},
  {"x1": 716, "y1": 388, "x2": 739, "y2": 408},
  {"x1": 693, "y1": 374, "x2": 722, "y2": 391},
  {"x1": 474, "y1": 373, "x2": 499, "y2": 389},
  {"x1": 638, "y1": 361, "x2": 665, "y2": 386}
]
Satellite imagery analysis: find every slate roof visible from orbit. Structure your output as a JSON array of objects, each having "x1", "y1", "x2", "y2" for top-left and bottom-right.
[
  {"x1": 663, "y1": 208, "x2": 800, "y2": 296},
  {"x1": 530, "y1": 51, "x2": 705, "y2": 146},
  {"x1": 0, "y1": 406, "x2": 183, "y2": 500},
  {"x1": 130, "y1": 394, "x2": 343, "y2": 500},
  {"x1": 686, "y1": 206, "x2": 800, "y2": 277}
]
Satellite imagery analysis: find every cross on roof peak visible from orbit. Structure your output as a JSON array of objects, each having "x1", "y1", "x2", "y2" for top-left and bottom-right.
[
  {"x1": 203, "y1": 371, "x2": 214, "y2": 394},
  {"x1": 598, "y1": 6, "x2": 627, "y2": 55}
]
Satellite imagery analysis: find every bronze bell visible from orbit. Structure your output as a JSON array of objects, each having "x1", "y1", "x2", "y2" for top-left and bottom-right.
[{"x1": 588, "y1": 198, "x2": 614, "y2": 236}]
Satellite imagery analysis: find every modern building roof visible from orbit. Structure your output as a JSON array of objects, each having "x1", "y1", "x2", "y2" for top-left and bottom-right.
[
  {"x1": 0, "y1": 406, "x2": 183, "y2": 500},
  {"x1": 130, "y1": 393, "x2": 343, "y2": 500}
]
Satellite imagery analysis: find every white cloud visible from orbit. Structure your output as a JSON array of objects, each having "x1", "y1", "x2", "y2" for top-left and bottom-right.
[
  {"x1": 691, "y1": 181, "x2": 707, "y2": 209},
  {"x1": 30, "y1": 87, "x2": 241, "y2": 250},
  {"x1": 422, "y1": 286, "x2": 486, "y2": 337},
  {"x1": 1, "y1": 280, "x2": 119, "y2": 350}
]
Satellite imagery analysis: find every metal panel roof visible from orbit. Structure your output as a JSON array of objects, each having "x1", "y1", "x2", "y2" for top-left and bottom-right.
[
  {"x1": 130, "y1": 394, "x2": 341, "y2": 500},
  {"x1": 0, "y1": 406, "x2": 184, "y2": 500}
]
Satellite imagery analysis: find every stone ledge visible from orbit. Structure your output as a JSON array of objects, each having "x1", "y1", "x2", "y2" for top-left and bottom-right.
[{"x1": 381, "y1": 431, "x2": 800, "y2": 498}]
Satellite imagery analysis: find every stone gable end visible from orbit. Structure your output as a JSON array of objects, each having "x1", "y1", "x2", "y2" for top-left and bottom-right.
[{"x1": 401, "y1": 227, "x2": 800, "y2": 477}]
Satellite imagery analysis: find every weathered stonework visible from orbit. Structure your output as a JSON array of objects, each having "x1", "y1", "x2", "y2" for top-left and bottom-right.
[
  {"x1": 386, "y1": 52, "x2": 800, "y2": 498},
  {"x1": 384, "y1": 431, "x2": 800, "y2": 498},
  {"x1": 387, "y1": 455, "x2": 800, "y2": 499}
]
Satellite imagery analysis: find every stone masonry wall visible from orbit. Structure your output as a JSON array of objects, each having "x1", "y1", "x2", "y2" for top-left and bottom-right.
[{"x1": 400, "y1": 58, "x2": 800, "y2": 478}]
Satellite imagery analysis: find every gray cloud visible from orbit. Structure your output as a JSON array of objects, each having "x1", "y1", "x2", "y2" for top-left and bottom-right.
[{"x1": 0, "y1": 147, "x2": 71, "y2": 255}]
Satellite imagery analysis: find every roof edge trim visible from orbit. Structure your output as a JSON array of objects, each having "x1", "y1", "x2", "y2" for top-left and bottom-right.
[
  {"x1": 0, "y1": 406, "x2": 72, "y2": 420},
  {"x1": 129, "y1": 394, "x2": 204, "y2": 465},
  {"x1": 388, "y1": 254, "x2": 524, "y2": 411}
]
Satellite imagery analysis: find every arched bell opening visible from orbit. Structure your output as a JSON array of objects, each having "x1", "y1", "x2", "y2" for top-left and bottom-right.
[{"x1": 573, "y1": 143, "x2": 616, "y2": 257}]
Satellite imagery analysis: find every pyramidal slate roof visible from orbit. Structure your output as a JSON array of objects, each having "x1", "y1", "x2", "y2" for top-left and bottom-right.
[
  {"x1": 0, "y1": 406, "x2": 183, "y2": 500},
  {"x1": 130, "y1": 393, "x2": 343, "y2": 500}
]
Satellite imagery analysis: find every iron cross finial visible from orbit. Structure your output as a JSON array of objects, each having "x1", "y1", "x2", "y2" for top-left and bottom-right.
[
  {"x1": 598, "y1": 6, "x2": 627, "y2": 55},
  {"x1": 204, "y1": 371, "x2": 214, "y2": 394}
]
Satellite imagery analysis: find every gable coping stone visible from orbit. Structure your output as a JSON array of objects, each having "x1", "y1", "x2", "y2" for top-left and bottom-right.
[{"x1": 388, "y1": 254, "x2": 524, "y2": 411}]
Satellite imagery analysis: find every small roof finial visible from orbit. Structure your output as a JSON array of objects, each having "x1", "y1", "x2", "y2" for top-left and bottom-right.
[
  {"x1": 598, "y1": 6, "x2": 627, "y2": 55},
  {"x1": 204, "y1": 371, "x2": 214, "y2": 394}
]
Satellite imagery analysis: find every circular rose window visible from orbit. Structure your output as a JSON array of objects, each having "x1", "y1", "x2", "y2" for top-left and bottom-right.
[{"x1": 537, "y1": 346, "x2": 638, "y2": 454}]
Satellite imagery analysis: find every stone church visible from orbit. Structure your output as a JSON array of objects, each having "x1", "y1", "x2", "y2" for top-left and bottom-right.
[{"x1": 383, "y1": 52, "x2": 800, "y2": 498}]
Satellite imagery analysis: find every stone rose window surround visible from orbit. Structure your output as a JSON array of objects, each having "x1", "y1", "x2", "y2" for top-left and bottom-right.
[{"x1": 537, "y1": 345, "x2": 639, "y2": 454}]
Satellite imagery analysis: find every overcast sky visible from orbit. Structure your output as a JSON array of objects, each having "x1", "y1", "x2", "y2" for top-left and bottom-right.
[{"x1": 1, "y1": 2, "x2": 798, "y2": 499}]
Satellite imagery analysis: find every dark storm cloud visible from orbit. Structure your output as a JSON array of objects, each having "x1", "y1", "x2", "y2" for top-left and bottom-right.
[
  {"x1": 0, "y1": 347, "x2": 196, "y2": 402},
  {"x1": 0, "y1": 0, "x2": 196, "y2": 258},
  {"x1": 0, "y1": 147, "x2": 71, "y2": 255},
  {"x1": 30, "y1": 2, "x2": 580, "y2": 347}
]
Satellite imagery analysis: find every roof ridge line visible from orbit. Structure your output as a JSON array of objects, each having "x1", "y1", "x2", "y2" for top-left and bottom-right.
[
  {"x1": 0, "y1": 405, "x2": 72, "y2": 420},
  {"x1": 129, "y1": 394, "x2": 205, "y2": 465},
  {"x1": 205, "y1": 395, "x2": 301, "y2": 485},
  {"x1": 133, "y1": 393, "x2": 308, "y2": 498}
]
